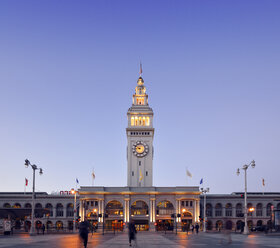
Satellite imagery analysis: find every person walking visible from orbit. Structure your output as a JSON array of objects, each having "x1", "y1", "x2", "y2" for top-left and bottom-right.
[
  {"x1": 128, "y1": 220, "x2": 137, "y2": 247},
  {"x1": 79, "y1": 218, "x2": 90, "y2": 248},
  {"x1": 195, "y1": 223, "x2": 199, "y2": 234},
  {"x1": 42, "y1": 224, "x2": 45, "y2": 235},
  {"x1": 191, "y1": 224, "x2": 194, "y2": 234}
]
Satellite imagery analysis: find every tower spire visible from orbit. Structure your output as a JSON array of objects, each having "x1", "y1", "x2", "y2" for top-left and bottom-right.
[{"x1": 139, "y1": 62, "x2": 143, "y2": 77}]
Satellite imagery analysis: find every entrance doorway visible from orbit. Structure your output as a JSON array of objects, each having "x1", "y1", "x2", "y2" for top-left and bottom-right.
[
  {"x1": 181, "y1": 219, "x2": 192, "y2": 231},
  {"x1": 133, "y1": 219, "x2": 149, "y2": 231},
  {"x1": 105, "y1": 220, "x2": 124, "y2": 231},
  {"x1": 156, "y1": 219, "x2": 174, "y2": 231}
]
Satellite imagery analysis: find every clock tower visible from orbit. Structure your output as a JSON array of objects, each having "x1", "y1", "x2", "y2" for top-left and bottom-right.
[{"x1": 126, "y1": 76, "x2": 154, "y2": 187}]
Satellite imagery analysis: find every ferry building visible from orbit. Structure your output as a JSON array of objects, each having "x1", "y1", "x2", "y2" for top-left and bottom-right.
[{"x1": 79, "y1": 75, "x2": 201, "y2": 231}]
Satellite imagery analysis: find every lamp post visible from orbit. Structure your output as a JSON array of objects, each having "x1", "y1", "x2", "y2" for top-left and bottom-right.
[
  {"x1": 201, "y1": 187, "x2": 210, "y2": 232},
  {"x1": 24, "y1": 159, "x2": 43, "y2": 235},
  {"x1": 236, "y1": 160, "x2": 255, "y2": 235},
  {"x1": 70, "y1": 188, "x2": 77, "y2": 232}
]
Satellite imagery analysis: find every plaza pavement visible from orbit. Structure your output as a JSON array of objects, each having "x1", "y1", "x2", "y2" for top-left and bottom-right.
[{"x1": 1, "y1": 231, "x2": 280, "y2": 248}]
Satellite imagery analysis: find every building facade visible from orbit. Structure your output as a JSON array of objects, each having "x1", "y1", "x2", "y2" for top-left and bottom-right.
[
  {"x1": 200, "y1": 192, "x2": 280, "y2": 231},
  {"x1": 0, "y1": 192, "x2": 77, "y2": 231}
]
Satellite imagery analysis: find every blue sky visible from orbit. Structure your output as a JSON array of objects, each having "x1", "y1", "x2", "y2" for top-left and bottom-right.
[{"x1": 0, "y1": 0, "x2": 279, "y2": 194}]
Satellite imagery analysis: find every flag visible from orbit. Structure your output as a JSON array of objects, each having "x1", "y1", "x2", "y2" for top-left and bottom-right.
[
  {"x1": 262, "y1": 178, "x2": 265, "y2": 187},
  {"x1": 92, "y1": 170, "x2": 95, "y2": 179},
  {"x1": 25, "y1": 178, "x2": 28, "y2": 186},
  {"x1": 186, "y1": 169, "x2": 192, "y2": 178},
  {"x1": 139, "y1": 169, "x2": 143, "y2": 181},
  {"x1": 76, "y1": 178, "x2": 79, "y2": 184},
  {"x1": 200, "y1": 178, "x2": 203, "y2": 185}
]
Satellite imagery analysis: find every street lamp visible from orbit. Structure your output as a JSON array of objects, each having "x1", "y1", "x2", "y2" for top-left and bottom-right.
[
  {"x1": 24, "y1": 159, "x2": 43, "y2": 235},
  {"x1": 70, "y1": 188, "x2": 77, "y2": 232},
  {"x1": 201, "y1": 187, "x2": 210, "y2": 232},
  {"x1": 236, "y1": 160, "x2": 255, "y2": 235}
]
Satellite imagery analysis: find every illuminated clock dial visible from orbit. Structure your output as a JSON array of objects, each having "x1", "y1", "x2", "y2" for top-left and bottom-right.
[{"x1": 132, "y1": 141, "x2": 149, "y2": 157}]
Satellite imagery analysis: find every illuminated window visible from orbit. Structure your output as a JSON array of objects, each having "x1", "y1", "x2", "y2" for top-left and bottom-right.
[
  {"x1": 136, "y1": 97, "x2": 144, "y2": 105},
  {"x1": 135, "y1": 117, "x2": 138, "y2": 126},
  {"x1": 143, "y1": 117, "x2": 146, "y2": 126},
  {"x1": 131, "y1": 117, "x2": 135, "y2": 126},
  {"x1": 146, "y1": 117, "x2": 150, "y2": 126}
]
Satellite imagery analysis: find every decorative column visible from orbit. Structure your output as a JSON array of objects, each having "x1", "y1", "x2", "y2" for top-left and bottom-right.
[
  {"x1": 196, "y1": 199, "x2": 200, "y2": 223},
  {"x1": 79, "y1": 200, "x2": 84, "y2": 221},
  {"x1": 194, "y1": 199, "x2": 197, "y2": 222},
  {"x1": 124, "y1": 198, "x2": 130, "y2": 223},
  {"x1": 149, "y1": 198, "x2": 156, "y2": 231},
  {"x1": 98, "y1": 200, "x2": 101, "y2": 222}
]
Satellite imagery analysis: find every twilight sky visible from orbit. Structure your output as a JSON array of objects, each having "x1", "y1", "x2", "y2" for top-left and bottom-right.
[{"x1": 0, "y1": 0, "x2": 279, "y2": 194}]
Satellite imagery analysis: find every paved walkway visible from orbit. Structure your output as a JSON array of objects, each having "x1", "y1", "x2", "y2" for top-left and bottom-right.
[
  {"x1": 96, "y1": 232, "x2": 184, "y2": 248},
  {"x1": 1, "y1": 231, "x2": 280, "y2": 247}
]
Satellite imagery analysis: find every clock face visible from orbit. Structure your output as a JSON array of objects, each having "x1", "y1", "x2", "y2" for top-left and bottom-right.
[{"x1": 132, "y1": 141, "x2": 149, "y2": 157}]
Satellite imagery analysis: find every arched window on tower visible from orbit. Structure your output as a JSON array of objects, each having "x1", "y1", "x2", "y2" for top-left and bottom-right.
[
  {"x1": 131, "y1": 117, "x2": 135, "y2": 126},
  {"x1": 143, "y1": 117, "x2": 146, "y2": 126},
  {"x1": 146, "y1": 117, "x2": 150, "y2": 126},
  {"x1": 135, "y1": 117, "x2": 138, "y2": 126}
]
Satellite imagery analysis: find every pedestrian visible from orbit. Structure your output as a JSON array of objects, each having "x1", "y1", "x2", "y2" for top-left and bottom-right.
[
  {"x1": 186, "y1": 223, "x2": 189, "y2": 235},
  {"x1": 79, "y1": 218, "x2": 90, "y2": 248},
  {"x1": 195, "y1": 223, "x2": 199, "y2": 234},
  {"x1": 128, "y1": 220, "x2": 137, "y2": 247},
  {"x1": 191, "y1": 224, "x2": 194, "y2": 234},
  {"x1": 42, "y1": 224, "x2": 45, "y2": 235}
]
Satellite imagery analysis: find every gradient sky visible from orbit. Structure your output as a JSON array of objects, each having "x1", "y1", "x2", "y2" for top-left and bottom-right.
[{"x1": 0, "y1": 0, "x2": 279, "y2": 194}]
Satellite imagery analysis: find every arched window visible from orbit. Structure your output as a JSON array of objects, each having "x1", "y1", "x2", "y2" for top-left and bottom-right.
[
  {"x1": 256, "y1": 203, "x2": 262, "y2": 216},
  {"x1": 146, "y1": 117, "x2": 150, "y2": 126},
  {"x1": 225, "y1": 203, "x2": 232, "y2": 217},
  {"x1": 267, "y1": 203, "x2": 273, "y2": 217},
  {"x1": 156, "y1": 201, "x2": 174, "y2": 215},
  {"x1": 13, "y1": 203, "x2": 21, "y2": 208},
  {"x1": 207, "y1": 220, "x2": 213, "y2": 230},
  {"x1": 25, "y1": 203, "x2": 32, "y2": 208},
  {"x1": 46, "y1": 203, "x2": 53, "y2": 217},
  {"x1": 3, "y1": 203, "x2": 11, "y2": 208},
  {"x1": 257, "y1": 220, "x2": 263, "y2": 226},
  {"x1": 182, "y1": 210, "x2": 192, "y2": 217},
  {"x1": 135, "y1": 117, "x2": 138, "y2": 126},
  {"x1": 46, "y1": 221, "x2": 53, "y2": 229},
  {"x1": 236, "y1": 220, "x2": 243, "y2": 230},
  {"x1": 247, "y1": 203, "x2": 253, "y2": 216},
  {"x1": 105, "y1": 200, "x2": 123, "y2": 216},
  {"x1": 157, "y1": 201, "x2": 174, "y2": 215},
  {"x1": 66, "y1": 203, "x2": 74, "y2": 217},
  {"x1": 36, "y1": 220, "x2": 42, "y2": 229},
  {"x1": 247, "y1": 220, "x2": 253, "y2": 229},
  {"x1": 139, "y1": 117, "x2": 143, "y2": 125},
  {"x1": 216, "y1": 220, "x2": 223, "y2": 230},
  {"x1": 131, "y1": 200, "x2": 148, "y2": 215},
  {"x1": 206, "y1": 203, "x2": 212, "y2": 217},
  {"x1": 215, "y1": 203, "x2": 222, "y2": 217},
  {"x1": 236, "y1": 203, "x2": 242, "y2": 217},
  {"x1": 131, "y1": 117, "x2": 135, "y2": 126},
  {"x1": 225, "y1": 220, "x2": 233, "y2": 230},
  {"x1": 143, "y1": 117, "x2": 146, "y2": 126},
  {"x1": 56, "y1": 203, "x2": 64, "y2": 217},
  {"x1": 35, "y1": 203, "x2": 43, "y2": 218},
  {"x1": 56, "y1": 221, "x2": 63, "y2": 230},
  {"x1": 35, "y1": 203, "x2": 42, "y2": 209}
]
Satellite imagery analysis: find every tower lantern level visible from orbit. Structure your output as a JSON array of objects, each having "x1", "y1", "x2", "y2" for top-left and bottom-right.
[{"x1": 126, "y1": 76, "x2": 154, "y2": 187}]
